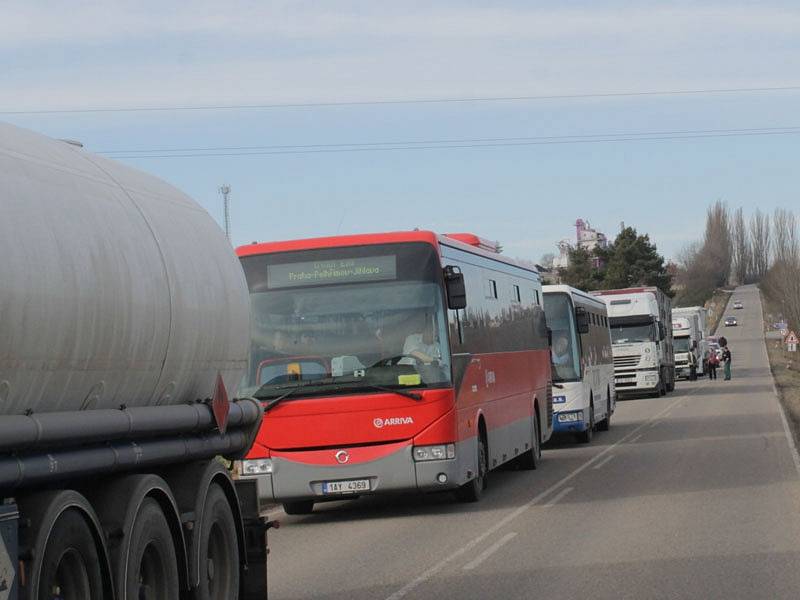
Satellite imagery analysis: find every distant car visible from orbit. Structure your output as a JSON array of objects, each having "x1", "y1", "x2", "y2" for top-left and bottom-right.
[
  {"x1": 724, "y1": 316, "x2": 738, "y2": 327},
  {"x1": 733, "y1": 301, "x2": 743, "y2": 309}
]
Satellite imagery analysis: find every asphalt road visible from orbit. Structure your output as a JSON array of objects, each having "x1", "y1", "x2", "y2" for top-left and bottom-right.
[{"x1": 267, "y1": 285, "x2": 800, "y2": 600}]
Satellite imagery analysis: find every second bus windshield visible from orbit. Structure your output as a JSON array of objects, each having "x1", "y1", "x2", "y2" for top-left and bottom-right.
[{"x1": 543, "y1": 293, "x2": 581, "y2": 382}]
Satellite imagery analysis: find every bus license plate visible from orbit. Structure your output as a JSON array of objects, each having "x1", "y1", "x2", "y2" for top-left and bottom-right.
[{"x1": 322, "y1": 479, "x2": 370, "y2": 494}]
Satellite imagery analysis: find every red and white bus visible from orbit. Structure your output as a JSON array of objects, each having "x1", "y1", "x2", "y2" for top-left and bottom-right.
[{"x1": 235, "y1": 231, "x2": 553, "y2": 514}]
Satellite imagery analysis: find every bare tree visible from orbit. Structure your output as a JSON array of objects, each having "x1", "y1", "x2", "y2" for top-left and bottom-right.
[
  {"x1": 731, "y1": 207, "x2": 751, "y2": 284},
  {"x1": 763, "y1": 209, "x2": 800, "y2": 330},
  {"x1": 749, "y1": 209, "x2": 771, "y2": 280},
  {"x1": 539, "y1": 252, "x2": 555, "y2": 269},
  {"x1": 702, "y1": 200, "x2": 732, "y2": 287}
]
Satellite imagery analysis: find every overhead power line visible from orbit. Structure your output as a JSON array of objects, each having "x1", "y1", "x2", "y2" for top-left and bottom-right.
[
  {"x1": 3, "y1": 85, "x2": 800, "y2": 115},
  {"x1": 98, "y1": 126, "x2": 800, "y2": 155},
  {"x1": 99, "y1": 126, "x2": 800, "y2": 159}
]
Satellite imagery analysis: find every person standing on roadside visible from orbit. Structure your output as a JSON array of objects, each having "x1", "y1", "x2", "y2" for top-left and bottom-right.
[
  {"x1": 722, "y1": 345, "x2": 733, "y2": 380},
  {"x1": 708, "y1": 351, "x2": 719, "y2": 380}
]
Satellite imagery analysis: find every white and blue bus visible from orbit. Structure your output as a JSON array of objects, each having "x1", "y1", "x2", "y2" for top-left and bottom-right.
[{"x1": 543, "y1": 285, "x2": 616, "y2": 443}]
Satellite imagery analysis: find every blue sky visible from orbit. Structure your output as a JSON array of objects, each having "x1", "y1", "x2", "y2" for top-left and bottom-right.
[{"x1": 2, "y1": 0, "x2": 799, "y2": 262}]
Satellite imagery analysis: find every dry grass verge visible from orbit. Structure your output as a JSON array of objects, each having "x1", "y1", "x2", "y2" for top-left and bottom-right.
[
  {"x1": 762, "y1": 291, "x2": 800, "y2": 442},
  {"x1": 706, "y1": 287, "x2": 733, "y2": 334}
]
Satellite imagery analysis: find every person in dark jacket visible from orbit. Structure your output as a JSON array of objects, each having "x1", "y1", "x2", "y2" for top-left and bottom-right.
[{"x1": 722, "y1": 346, "x2": 732, "y2": 380}]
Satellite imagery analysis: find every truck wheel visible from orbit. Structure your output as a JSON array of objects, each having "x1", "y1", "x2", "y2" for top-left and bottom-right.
[
  {"x1": 576, "y1": 402, "x2": 594, "y2": 443},
  {"x1": 37, "y1": 508, "x2": 106, "y2": 600},
  {"x1": 283, "y1": 500, "x2": 315, "y2": 515},
  {"x1": 197, "y1": 484, "x2": 240, "y2": 600},
  {"x1": 455, "y1": 432, "x2": 487, "y2": 502},
  {"x1": 124, "y1": 498, "x2": 180, "y2": 600},
  {"x1": 517, "y1": 410, "x2": 541, "y2": 470}
]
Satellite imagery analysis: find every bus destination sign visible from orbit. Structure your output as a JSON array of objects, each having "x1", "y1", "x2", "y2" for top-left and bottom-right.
[{"x1": 267, "y1": 255, "x2": 397, "y2": 288}]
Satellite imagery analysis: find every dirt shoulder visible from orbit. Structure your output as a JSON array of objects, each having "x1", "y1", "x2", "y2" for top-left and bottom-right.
[
  {"x1": 761, "y1": 291, "x2": 800, "y2": 443},
  {"x1": 707, "y1": 287, "x2": 733, "y2": 335}
]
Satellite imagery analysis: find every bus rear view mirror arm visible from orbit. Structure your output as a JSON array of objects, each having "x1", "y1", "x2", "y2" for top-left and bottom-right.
[{"x1": 443, "y1": 265, "x2": 467, "y2": 310}]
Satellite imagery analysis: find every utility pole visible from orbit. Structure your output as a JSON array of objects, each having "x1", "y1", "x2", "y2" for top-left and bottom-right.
[{"x1": 218, "y1": 184, "x2": 231, "y2": 241}]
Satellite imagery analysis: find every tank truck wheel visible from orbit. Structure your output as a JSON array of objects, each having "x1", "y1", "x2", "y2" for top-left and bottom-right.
[
  {"x1": 197, "y1": 484, "x2": 240, "y2": 600},
  {"x1": 124, "y1": 498, "x2": 180, "y2": 600},
  {"x1": 283, "y1": 500, "x2": 315, "y2": 515},
  {"x1": 19, "y1": 490, "x2": 112, "y2": 600},
  {"x1": 37, "y1": 509, "x2": 106, "y2": 600}
]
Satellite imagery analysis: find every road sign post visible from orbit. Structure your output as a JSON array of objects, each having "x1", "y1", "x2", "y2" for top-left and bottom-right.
[{"x1": 785, "y1": 331, "x2": 798, "y2": 353}]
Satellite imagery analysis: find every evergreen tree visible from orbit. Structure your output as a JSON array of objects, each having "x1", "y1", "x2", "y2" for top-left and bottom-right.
[
  {"x1": 603, "y1": 227, "x2": 672, "y2": 294},
  {"x1": 561, "y1": 246, "x2": 601, "y2": 291}
]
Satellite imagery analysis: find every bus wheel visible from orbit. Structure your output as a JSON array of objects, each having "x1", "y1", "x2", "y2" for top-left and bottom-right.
[
  {"x1": 597, "y1": 395, "x2": 611, "y2": 432},
  {"x1": 125, "y1": 498, "x2": 180, "y2": 600},
  {"x1": 456, "y1": 432, "x2": 487, "y2": 502},
  {"x1": 517, "y1": 410, "x2": 541, "y2": 470},
  {"x1": 283, "y1": 500, "x2": 315, "y2": 515},
  {"x1": 576, "y1": 402, "x2": 594, "y2": 444}
]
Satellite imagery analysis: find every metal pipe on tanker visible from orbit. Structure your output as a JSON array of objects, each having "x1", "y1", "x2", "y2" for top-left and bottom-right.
[{"x1": 0, "y1": 122, "x2": 251, "y2": 416}]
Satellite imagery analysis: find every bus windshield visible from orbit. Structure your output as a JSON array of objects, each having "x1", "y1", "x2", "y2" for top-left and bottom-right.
[
  {"x1": 610, "y1": 320, "x2": 656, "y2": 344},
  {"x1": 543, "y1": 292, "x2": 581, "y2": 382},
  {"x1": 239, "y1": 243, "x2": 451, "y2": 398}
]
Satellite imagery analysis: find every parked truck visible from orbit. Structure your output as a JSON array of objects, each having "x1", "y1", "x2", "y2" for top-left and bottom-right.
[
  {"x1": 672, "y1": 306, "x2": 709, "y2": 380},
  {"x1": 0, "y1": 122, "x2": 271, "y2": 600},
  {"x1": 591, "y1": 287, "x2": 675, "y2": 398}
]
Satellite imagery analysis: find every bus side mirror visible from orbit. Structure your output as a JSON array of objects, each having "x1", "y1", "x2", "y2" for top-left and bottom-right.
[
  {"x1": 692, "y1": 339, "x2": 698, "y2": 350},
  {"x1": 658, "y1": 322, "x2": 666, "y2": 341},
  {"x1": 443, "y1": 265, "x2": 467, "y2": 310},
  {"x1": 547, "y1": 327, "x2": 553, "y2": 347},
  {"x1": 575, "y1": 307, "x2": 590, "y2": 334}
]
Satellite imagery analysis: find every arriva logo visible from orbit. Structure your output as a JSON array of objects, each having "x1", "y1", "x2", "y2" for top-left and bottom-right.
[{"x1": 373, "y1": 416, "x2": 414, "y2": 428}]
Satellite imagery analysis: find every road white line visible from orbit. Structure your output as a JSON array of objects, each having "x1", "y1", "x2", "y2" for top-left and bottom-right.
[
  {"x1": 592, "y1": 454, "x2": 616, "y2": 470},
  {"x1": 462, "y1": 533, "x2": 518, "y2": 571},
  {"x1": 543, "y1": 486, "x2": 573, "y2": 507},
  {"x1": 630, "y1": 434, "x2": 642, "y2": 443},
  {"x1": 384, "y1": 383, "x2": 707, "y2": 600}
]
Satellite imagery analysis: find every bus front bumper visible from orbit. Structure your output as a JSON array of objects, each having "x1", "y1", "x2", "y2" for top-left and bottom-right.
[
  {"x1": 238, "y1": 440, "x2": 472, "y2": 507},
  {"x1": 552, "y1": 409, "x2": 589, "y2": 433}
]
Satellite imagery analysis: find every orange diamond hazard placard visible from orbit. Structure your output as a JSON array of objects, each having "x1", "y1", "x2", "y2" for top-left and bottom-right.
[{"x1": 212, "y1": 372, "x2": 230, "y2": 434}]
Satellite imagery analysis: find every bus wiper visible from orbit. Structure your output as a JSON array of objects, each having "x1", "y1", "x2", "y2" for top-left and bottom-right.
[{"x1": 256, "y1": 378, "x2": 337, "y2": 411}]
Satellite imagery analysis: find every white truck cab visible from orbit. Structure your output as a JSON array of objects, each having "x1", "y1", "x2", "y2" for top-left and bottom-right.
[
  {"x1": 592, "y1": 287, "x2": 675, "y2": 397},
  {"x1": 672, "y1": 306, "x2": 709, "y2": 380}
]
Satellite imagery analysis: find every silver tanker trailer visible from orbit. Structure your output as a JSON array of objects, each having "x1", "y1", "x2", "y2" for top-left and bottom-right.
[{"x1": 0, "y1": 122, "x2": 271, "y2": 600}]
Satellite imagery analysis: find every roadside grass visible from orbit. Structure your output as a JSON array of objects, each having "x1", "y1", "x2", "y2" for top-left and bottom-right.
[
  {"x1": 761, "y1": 291, "x2": 800, "y2": 443},
  {"x1": 707, "y1": 287, "x2": 733, "y2": 334}
]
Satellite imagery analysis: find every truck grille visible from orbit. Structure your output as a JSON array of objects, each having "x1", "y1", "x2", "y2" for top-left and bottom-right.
[{"x1": 614, "y1": 355, "x2": 640, "y2": 368}]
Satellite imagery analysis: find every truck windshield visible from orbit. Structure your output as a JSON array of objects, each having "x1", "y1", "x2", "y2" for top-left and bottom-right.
[
  {"x1": 610, "y1": 320, "x2": 656, "y2": 344},
  {"x1": 673, "y1": 337, "x2": 691, "y2": 353},
  {"x1": 543, "y1": 292, "x2": 581, "y2": 382},
  {"x1": 238, "y1": 243, "x2": 451, "y2": 398}
]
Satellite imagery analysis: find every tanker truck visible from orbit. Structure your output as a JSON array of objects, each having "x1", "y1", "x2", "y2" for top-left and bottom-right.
[{"x1": 0, "y1": 122, "x2": 271, "y2": 600}]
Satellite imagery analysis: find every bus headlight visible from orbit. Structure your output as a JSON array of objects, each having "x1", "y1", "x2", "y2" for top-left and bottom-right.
[
  {"x1": 413, "y1": 444, "x2": 456, "y2": 461},
  {"x1": 241, "y1": 458, "x2": 273, "y2": 475}
]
